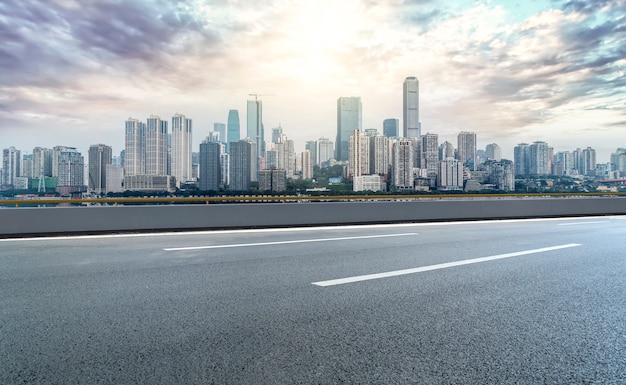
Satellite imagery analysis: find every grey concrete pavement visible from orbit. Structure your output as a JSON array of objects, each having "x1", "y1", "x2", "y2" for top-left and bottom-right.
[{"x1": 1, "y1": 218, "x2": 625, "y2": 384}]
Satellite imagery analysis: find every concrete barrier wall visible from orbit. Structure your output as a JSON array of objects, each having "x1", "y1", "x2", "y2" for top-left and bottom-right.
[{"x1": 1, "y1": 197, "x2": 626, "y2": 237}]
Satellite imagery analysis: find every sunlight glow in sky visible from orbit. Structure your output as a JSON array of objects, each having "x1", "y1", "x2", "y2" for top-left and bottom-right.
[{"x1": 1, "y1": 0, "x2": 625, "y2": 160}]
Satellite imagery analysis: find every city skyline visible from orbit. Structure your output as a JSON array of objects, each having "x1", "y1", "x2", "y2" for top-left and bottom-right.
[{"x1": 1, "y1": 1, "x2": 625, "y2": 161}]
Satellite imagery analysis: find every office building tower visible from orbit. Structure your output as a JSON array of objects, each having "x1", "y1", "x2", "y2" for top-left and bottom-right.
[
  {"x1": 213, "y1": 123, "x2": 226, "y2": 143},
  {"x1": 301, "y1": 150, "x2": 313, "y2": 179},
  {"x1": 370, "y1": 135, "x2": 390, "y2": 176},
  {"x1": 403, "y1": 77, "x2": 420, "y2": 138},
  {"x1": 199, "y1": 139, "x2": 221, "y2": 191},
  {"x1": 145, "y1": 116, "x2": 168, "y2": 176},
  {"x1": 272, "y1": 126, "x2": 283, "y2": 144},
  {"x1": 438, "y1": 158, "x2": 464, "y2": 190},
  {"x1": 457, "y1": 132, "x2": 477, "y2": 170},
  {"x1": 305, "y1": 141, "x2": 318, "y2": 166},
  {"x1": 421, "y1": 133, "x2": 439, "y2": 175},
  {"x1": 88, "y1": 144, "x2": 113, "y2": 193},
  {"x1": 56, "y1": 148, "x2": 85, "y2": 195},
  {"x1": 485, "y1": 143, "x2": 502, "y2": 161},
  {"x1": 336, "y1": 96, "x2": 362, "y2": 161},
  {"x1": 383, "y1": 118, "x2": 399, "y2": 138},
  {"x1": 582, "y1": 147, "x2": 596, "y2": 176},
  {"x1": 227, "y1": 110, "x2": 240, "y2": 152},
  {"x1": 514, "y1": 143, "x2": 530, "y2": 176},
  {"x1": 348, "y1": 129, "x2": 369, "y2": 178},
  {"x1": 392, "y1": 140, "x2": 414, "y2": 190},
  {"x1": 439, "y1": 141, "x2": 455, "y2": 161},
  {"x1": 247, "y1": 99, "x2": 264, "y2": 157},
  {"x1": 125, "y1": 118, "x2": 146, "y2": 176},
  {"x1": 229, "y1": 139, "x2": 256, "y2": 191},
  {"x1": 32, "y1": 147, "x2": 53, "y2": 178},
  {"x1": 318, "y1": 137, "x2": 334, "y2": 166},
  {"x1": 2, "y1": 147, "x2": 21, "y2": 189},
  {"x1": 207, "y1": 131, "x2": 220, "y2": 143},
  {"x1": 171, "y1": 114, "x2": 193, "y2": 186}
]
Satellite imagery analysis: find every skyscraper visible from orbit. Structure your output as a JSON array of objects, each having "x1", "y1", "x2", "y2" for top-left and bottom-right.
[
  {"x1": 392, "y1": 139, "x2": 414, "y2": 190},
  {"x1": 485, "y1": 143, "x2": 502, "y2": 161},
  {"x1": 171, "y1": 113, "x2": 193, "y2": 186},
  {"x1": 199, "y1": 139, "x2": 221, "y2": 191},
  {"x1": 146, "y1": 116, "x2": 168, "y2": 176},
  {"x1": 383, "y1": 118, "x2": 399, "y2": 138},
  {"x1": 421, "y1": 133, "x2": 439, "y2": 175},
  {"x1": 32, "y1": 147, "x2": 53, "y2": 178},
  {"x1": 272, "y1": 125, "x2": 283, "y2": 144},
  {"x1": 247, "y1": 99, "x2": 264, "y2": 157},
  {"x1": 370, "y1": 135, "x2": 390, "y2": 176},
  {"x1": 305, "y1": 141, "x2": 318, "y2": 166},
  {"x1": 336, "y1": 96, "x2": 362, "y2": 161},
  {"x1": 124, "y1": 118, "x2": 145, "y2": 176},
  {"x1": 457, "y1": 131, "x2": 477, "y2": 170},
  {"x1": 227, "y1": 110, "x2": 240, "y2": 152},
  {"x1": 514, "y1": 143, "x2": 530, "y2": 175},
  {"x1": 88, "y1": 144, "x2": 112, "y2": 194},
  {"x1": 2, "y1": 147, "x2": 21, "y2": 189},
  {"x1": 529, "y1": 141, "x2": 550, "y2": 175},
  {"x1": 56, "y1": 148, "x2": 85, "y2": 196},
  {"x1": 213, "y1": 123, "x2": 226, "y2": 143},
  {"x1": 348, "y1": 129, "x2": 369, "y2": 178},
  {"x1": 582, "y1": 147, "x2": 596, "y2": 176},
  {"x1": 229, "y1": 138, "x2": 256, "y2": 191},
  {"x1": 403, "y1": 77, "x2": 420, "y2": 138},
  {"x1": 317, "y1": 137, "x2": 334, "y2": 167}
]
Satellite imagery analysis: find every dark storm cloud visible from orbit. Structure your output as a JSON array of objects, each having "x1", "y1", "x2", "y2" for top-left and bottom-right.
[{"x1": 0, "y1": 0, "x2": 222, "y2": 88}]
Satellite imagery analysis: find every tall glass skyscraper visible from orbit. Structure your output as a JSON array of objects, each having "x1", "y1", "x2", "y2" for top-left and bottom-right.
[
  {"x1": 336, "y1": 96, "x2": 362, "y2": 161},
  {"x1": 227, "y1": 110, "x2": 240, "y2": 152},
  {"x1": 247, "y1": 99, "x2": 264, "y2": 157},
  {"x1": 383, "y1": 118, "x2": 399, "y2": 138},
  {"x1": 403, "y1": 77, "x2": 420, "y2": 138}
]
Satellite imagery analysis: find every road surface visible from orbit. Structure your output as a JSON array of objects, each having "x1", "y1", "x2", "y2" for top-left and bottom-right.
[{"x1": 1, "y1": 217, "x2": 625, "y2": 384}]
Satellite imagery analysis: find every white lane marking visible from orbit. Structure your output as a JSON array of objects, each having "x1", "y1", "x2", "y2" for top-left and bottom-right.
[
  {"x1": 163, "y1": 233, "x2": 418, "y2": 251},
  {"x1": 557, "y1": 221, "x2": 610, "y2": 226},
  {"x1": 312, "y1": 243, "x2": 582, "y2": 287}
]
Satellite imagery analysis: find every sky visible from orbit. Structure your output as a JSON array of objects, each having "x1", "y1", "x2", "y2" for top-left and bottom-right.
[{"x1": 1, "y1": 0, "x2": 625, "y2": 162}]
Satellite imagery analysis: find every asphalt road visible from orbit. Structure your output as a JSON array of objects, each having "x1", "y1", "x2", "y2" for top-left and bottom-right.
[{"x1": 1, "y1": 217, "x2": 625, "y2": 384}]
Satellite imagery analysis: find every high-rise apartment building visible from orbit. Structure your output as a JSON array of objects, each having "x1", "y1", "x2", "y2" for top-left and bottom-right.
[
  {"x1": 514, "y1": 143, "x2": 530, "y2": 175},
  {"x1": 226, "y1": 110, "x2": 240, "y2": 152},
  {"x1": 336, "y1": 97, "x2": 362, "y2": 161},
  {"x1": 88, "y1": 144, "x2": 113, "y2": 193},
  {"x1": 32, "y1": 147, "x2": 53, "y2": 178},
  {"x1": 258, "y1": 169, "x2": 286, "y2": 192},
  {"x1": 171, "y1": 114, "x2": 193, "y2": 186},
  {"x1": 370, "y1": 135, "x2": 390, "y2": 176},
  {"x1": 421, "y1": 133, "x2": 439, "y2": 175},
  {"x1": 610, "y1": 148, "x2": 626, "y2": 176},
  {"x1": 275, "y1": 134, "x2": 295, "y2": 178},
  {"x1": 383, "y1": 118, "x2": 399, "y2": 138},
  {"x1": 2, "y1": 147, "x2": 21, "y2": 189},
  {"x1": 482, "y1": 160, "x2": 515, "y2": 191},
  {"x1": 439, "y1": 141, "x2": 455, "y2": 161},
  {"x1": 301, "y1": 150, "x2": 313, "y2": 179},
  {"x1": 229, "y1": 139, "x2": 256, "y2": 191},
  {"x1": 457, "y1": 132, "x2": 477, "y2": 170},
  {"x1": 582, "y1": 147, "x2": 596, "y2": 176},
  {"x1": 56, "y1": 148, "x2": 85, "y2": 196},
  {"x1": 485, "y1": 143, "x2": 502, "y2": 161},
  {"x1": 554, "y1": 151, "x2": 573, "y2": 176},
  {"x1": 124, "y1": 118, "x2": 146, "y2": 176},
  {"x1": 199, "y1": 140, "x2": 221, "y2": 191},
  {"x1": 220, "y1": 153, "x2": 230, "y2": 186},
  {"x1": 403, "y1": 77, "x2": 420, "y2": 138},
  {"x1": 392, "y1": 139, "x2": 414, "y2": 190},
  {"x1": 146, "y1": 116, "x2": 168, "y2": 176},
  {"x1": 348, "y1": 129, "x2": 369, "y2": 178},
  {"x1": 529, "y1": 141, "x2": 550, "y2": 175},
  {"x1": 438, "y1": 158, "x2": 464, "y2": 190},
  {"x1": 247, "y1": 99, "x2": 264, "y2": 157},
  {"x1": 305, "y1": 141, "x2": 318, "y2": 166}
]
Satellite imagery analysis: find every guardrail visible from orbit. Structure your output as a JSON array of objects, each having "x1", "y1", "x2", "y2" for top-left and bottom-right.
[
  {"x1": 2, "y1": 192, "x2": 625, "y2": 207},
  {"x1": 1, "y1": 194, "x2": 626, "y2": 238}
]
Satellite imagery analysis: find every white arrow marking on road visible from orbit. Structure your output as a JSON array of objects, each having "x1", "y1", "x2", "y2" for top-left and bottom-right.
[
  {"x1": 164, "y1": 233, "x2": 418, "y2": 251},
  {"x1": 312, "y1": 243, "x2": 582, "y2": 287}
]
